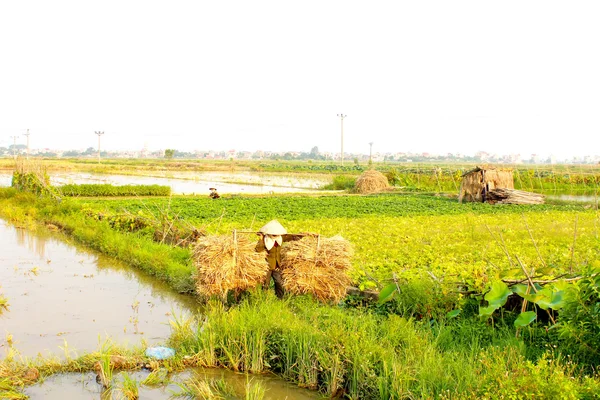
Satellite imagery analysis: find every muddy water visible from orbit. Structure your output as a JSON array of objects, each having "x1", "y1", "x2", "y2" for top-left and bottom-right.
[
  {"x1": 25, "y1": 368, "x2": 320, "y2": 399},
  {"x1": 547, "y1": 194, "x2": 599, "y2": 203},
  {"x1": 0, "y1": 222, "x2": 199, "y2": 359},
  {"x1": 1, "y1": 222, "x2": 322, "y2": 398},
  {"x1": 0, "y1": 171, "x2": 329, "y2": 194}
]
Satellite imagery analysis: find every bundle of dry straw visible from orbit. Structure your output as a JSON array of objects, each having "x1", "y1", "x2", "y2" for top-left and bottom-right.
[
  {"x1": 193, "y1": 233, "x2": 268, "y2": 297},
  {"x1": 281, "y1": 235, "x2": 352, "y2": 303},
  {"x1": 354, "y1": 170, "x2": 390, "y2": 194}
]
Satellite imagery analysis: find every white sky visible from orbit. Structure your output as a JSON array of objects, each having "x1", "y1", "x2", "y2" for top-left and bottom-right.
[{"x1": 1, "y1": 1, "x2": 599, "y2": 158}]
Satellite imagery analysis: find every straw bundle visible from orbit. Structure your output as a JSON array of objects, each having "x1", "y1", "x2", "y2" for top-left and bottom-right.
[
  {"x1": 354, "y1": 170, "x2": 389, "y2": 194},
  {"x1": 281, "y1": 235, "x2": 352, "y2": 303},
  {"x1": 193, "y1": 233, "x2": 268, "y2": 297},
  {"x1": 487, "y1": 188, "x2": 545, "y2": 205}
]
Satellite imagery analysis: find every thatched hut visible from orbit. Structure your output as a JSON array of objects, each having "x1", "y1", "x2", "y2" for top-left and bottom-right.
[
  {"x1": 354, "y1": 170, "x2": 389, "y2": 194},
  {"x1": 458, "y1": 166, "x2": 514, "y2": 203}
]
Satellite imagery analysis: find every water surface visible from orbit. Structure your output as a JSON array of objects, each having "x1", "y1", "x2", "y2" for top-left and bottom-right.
[
  {"x1": 0, "y1": 171, "x2": 328, "y2": 194},
  {"x1": 0, "y1": 222, "x2": 199, "y2": 359},
  {"x1": 25, "y1": 368, "x2": 321, "y2": 399}
]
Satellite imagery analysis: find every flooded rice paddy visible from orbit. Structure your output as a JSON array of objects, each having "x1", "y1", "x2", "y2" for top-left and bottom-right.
[
  {"x1": 0, "y1": 221, "x2": 199, "y2": 359},
  {"x1": 0, "y1": 221, "x2": 319, "y2": 398},
  {"x1": 25, "y1": 368, "x2": 320, "y2": 399},
  {"x1": 0, "y1": 171, "x2": 329, "y2": 194}
]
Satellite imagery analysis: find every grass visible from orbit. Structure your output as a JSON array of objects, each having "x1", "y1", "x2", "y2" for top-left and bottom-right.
[
  {"x1": 0, "y1": 339, "x2": 147, "y2": 399},
  {"x1": 118, "y1": 372, "x2": 139, "y2": 400},
  {"x1": 141, "y1": 368, "x2": 170, "y2": 386},
  {"x1": 0, "y1": 190, "x2": 195, "y2": 292},
  {"x1": 170, "y1": 377, "x2": 236, "y2": 399},
  {"x1": 0, "y1": 289, "x2": 599, "y2": 398},
  {"x1": 2, "y1": 179, "x2": 600, "y2": 397},
  {"x1": 97, "y1": 354, "x2": 115, "y2": 389},
  {"x1": 164, "y1": 290, "x2": 600, "y2": 399},
  {"x1": 244, "y1": 377, "x2": 266, "y2": 400},
  {"x1": 70, "y1": 192, "x2": 600, "y2": 290},
  {"x1": 60, "y1": 183, "x2": 171, "y2": 197}
]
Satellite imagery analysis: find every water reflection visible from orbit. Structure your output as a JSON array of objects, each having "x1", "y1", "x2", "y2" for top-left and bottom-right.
[
  {"x1": 0, "y1": 171, "x2": 328, "y2": 194},
  {"x1": 25, "y1": 368, "x2": 321, "y2": 400},
  {"x1": 15, "y1": 226, "x2": 48, "y2": 259},
  {"x1": 547, "y1": 194, "x2": 598, "y2": 203},
  {"x1": 0, "y1": 222, "x2": 199, "y2": 359}
]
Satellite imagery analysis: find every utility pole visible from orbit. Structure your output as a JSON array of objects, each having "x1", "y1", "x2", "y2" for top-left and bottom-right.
[
  {"x1": 24, "y1": 129, "x2": 30, "y2": 159},
  {"x1": 95, "y1": 131, "x2": 104, "y2": 162},
  {"x1": 10, "y1": 135, "x2": 18, "y2": 160},
  {"x1": 337, "y1": 113, "x2": 347, "y2": 165},
  {"x1": 369, "y1": 142, "x2": 374, "y2": 165}
]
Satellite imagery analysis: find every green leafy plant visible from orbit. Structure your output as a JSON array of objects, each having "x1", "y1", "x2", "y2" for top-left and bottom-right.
[
  {"x1": 554, "y1": 269, "x2": 600, "y2": 366},
  {"x1": 479, "y1": 280, "x2": 512, "y2": 318}
]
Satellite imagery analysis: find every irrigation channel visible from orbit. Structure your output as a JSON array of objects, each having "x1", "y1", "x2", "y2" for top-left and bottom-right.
[
  {"x1": 0, "y1": 171, "x2": 328, "y2": 194},
  {"x1": 0, "y1": 221, "x2": 319, "y2": 399}
]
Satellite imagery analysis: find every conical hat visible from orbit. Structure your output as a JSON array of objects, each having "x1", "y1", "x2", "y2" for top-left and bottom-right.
[{"x1": 259, "y1": 220, "x2": 287, "y2": 235}]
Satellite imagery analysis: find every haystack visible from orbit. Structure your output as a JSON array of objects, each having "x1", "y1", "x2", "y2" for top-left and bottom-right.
[
  {"x1": 193, "y1": 233, "x2": 268, "y2": 297},
  {"x1": 354, "y1": 170, "x2": 390, "y2": 194},
  {"x1": 280, "y1": 235, "x2": 352, "y2": 303}
]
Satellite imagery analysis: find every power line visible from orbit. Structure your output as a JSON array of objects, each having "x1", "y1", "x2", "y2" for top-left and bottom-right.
[
  {"x1": 10, "y1": 135, "x2": 18, "y2": 160},
  {"x1": 337, "y1": 114, "x2": 347, "y2": 165},
  {"x1": 24, "y1": 129, "x2": 30, "y2": 159},
  {"x1": 95, "y1": 131, "x2": 104, "y2": 162}
]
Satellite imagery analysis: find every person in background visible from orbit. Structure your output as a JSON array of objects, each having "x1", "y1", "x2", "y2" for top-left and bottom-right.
[{"x1": 209, "y1": 187, "x2": 220, "y2": 199}]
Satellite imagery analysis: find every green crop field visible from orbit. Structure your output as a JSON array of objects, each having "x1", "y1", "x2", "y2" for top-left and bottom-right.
[
  {"x1": 76, "y1": 193, "x2": 599, "y2": 291},
  {"x1": 2, "y1": 171, "x2": 600, "y2": 398}
]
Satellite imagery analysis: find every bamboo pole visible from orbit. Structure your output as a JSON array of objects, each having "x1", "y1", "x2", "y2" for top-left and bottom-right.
[
  {"x1": 570, "y1": 216, "x2": 578, "y2": 274},
  {"x1": 516, "y1": 255, "x2": 555, "y2": 325},
  {"x1": 233, "y1": 229, "x2": 237, "y2": 267}
]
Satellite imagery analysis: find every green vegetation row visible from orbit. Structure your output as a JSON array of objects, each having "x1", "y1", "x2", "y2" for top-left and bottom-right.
[
  {"x1": 77, "y1": 193, "x2": 584, "y2": 223},
  {"x1": 168, "y1": 291, "x2": 600, "y2": 399},
  {"x1": 3, "y1": 290, "x2": 600, "y2": 399},
  {"x1": 71, "y1": 193, "x2": 600, "y2": 292},
  {"x1": 0, "y1": 189, "x2": 194, "y2": 293},
  {"x1": 5, "y1": 187, "x2": 596, "y2": 295},
  {"x1": 4, "y1": 157, "x2": 600, "y2": 195},
  {"x1": 60, "y1": 183, "x2": 171, "y2": 197},
  {"x1": 2, "y1": 186, "x2": 600, "y2": 398}
]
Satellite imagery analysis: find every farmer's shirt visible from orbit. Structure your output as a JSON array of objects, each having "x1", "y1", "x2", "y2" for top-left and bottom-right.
[
  {"x1": 256, "y1": 237, "x2": 282, "y2": 270},
  {"x1": 255, "y1": 234, "x2": 304, "y2": 271}
]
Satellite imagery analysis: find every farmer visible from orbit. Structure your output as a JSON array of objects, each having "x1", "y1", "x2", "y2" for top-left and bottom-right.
[
  {"x1": 255, "y1": 220, "x2": 303, "y2": 298},
  {"x1": 209, "y1": 187, "x2": 220, "y2": 199}
]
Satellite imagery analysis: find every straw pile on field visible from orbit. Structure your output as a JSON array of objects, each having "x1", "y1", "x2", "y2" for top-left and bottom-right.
[
  {"x1": 487, "y1": 188, "x2": 545, "y2": 205},
  {"x1": 193, "y1": 233, "x2": 268, "y2": 297},
  {"x1": 354, "y1": 170, "x2": 389, "y2": 194},
  {"x1": 281, "y1": 235, "x2": 352, "y2": 303}
]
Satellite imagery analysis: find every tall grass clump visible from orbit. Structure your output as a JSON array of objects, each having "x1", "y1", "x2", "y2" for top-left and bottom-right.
[
  {"x1": 245, "y1": 377, "x2": 266, "y2": 400},
  {"x1": 321, "y1": 175, "x2": 356, "y2": 190},
  {"x1": 171, "y1": 377, "x2": 236, "y2": 399},
  {"x1": 117, "y1": 372, "x2": 139, "y2": 400},
  {"x1": 165, "y1": 291, "x2": 600, "y2": 399},
  {"x1": 554, "y1": 268, "x2": 600, "y2": 368}
]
